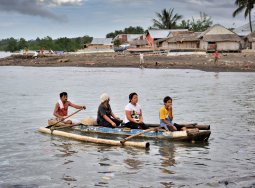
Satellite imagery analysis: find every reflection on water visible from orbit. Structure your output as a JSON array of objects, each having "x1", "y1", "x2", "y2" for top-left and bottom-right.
[{"x1": 0, "y1": 67, "x2": 255, "y2": 187}]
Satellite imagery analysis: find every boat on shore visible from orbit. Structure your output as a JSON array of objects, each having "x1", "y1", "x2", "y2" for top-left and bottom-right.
[{"x1": 46, "y1": 119, "x2": 211, "y2": 142}]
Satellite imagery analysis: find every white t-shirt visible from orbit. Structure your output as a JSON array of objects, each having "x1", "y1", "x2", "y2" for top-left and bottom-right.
[{"x1": 124, "y1": 103, "x2": 142, "y2": 123}]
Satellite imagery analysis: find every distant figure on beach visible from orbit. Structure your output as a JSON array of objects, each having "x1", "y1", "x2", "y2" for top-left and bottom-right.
[
  {"x1": 53, "y1": 92, "x2": 86, "y2": 125},
  {"x1": 214, "y1": 50, "x2": 219, "y2": 65},
  {"x1": 23, "y1": 47, "x2": 28, "y2": 56},
  {"x1": 139, "y1": 53, "x2": 144, "y2": 68},
  {"x1": 125, "y1": 92, "x2": 148, "y2": 129},
  {"x1": 97, "y1": 93, "x2": 122, "y2": 128}
]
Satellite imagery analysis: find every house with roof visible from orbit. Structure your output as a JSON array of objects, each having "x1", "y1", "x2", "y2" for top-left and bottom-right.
[
  {"x1": 146, "y1": 29, "x2": 188, "y2": 48},
  {"x1": 87, "y1": 38, "x2": 113, "y2": 49},
  {"x1": 113, "y1": 34, "x2": 145, "y2": 43},
  {"x1": 245, "y1": 32, "x2": 255, "y2": 50},
  {"x1": 157, "y1": 31, "x2": 200, "y2": 50},
  {"x1": 199, "y1": 24, "x2": 241, "y2": 52}
]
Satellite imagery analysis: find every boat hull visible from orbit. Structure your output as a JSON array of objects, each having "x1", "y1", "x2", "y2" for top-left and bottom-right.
[
  {"x1": 47, "y1": 119, "x2": 211, "y2": 142},
  {"x1": 73, "y1": 125, "x2": 211, "y2": 142}
]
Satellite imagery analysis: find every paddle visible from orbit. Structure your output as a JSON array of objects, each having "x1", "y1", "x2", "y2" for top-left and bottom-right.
[
  {"x1": 51, "y1": 123, "x2": 80, "y2": 130},
  {"x1": 46, "y1": 108, "x2": 84, "y2": 129},
  {"x1": 120, "y1": 127, "x2": 157, "y2": 144}
]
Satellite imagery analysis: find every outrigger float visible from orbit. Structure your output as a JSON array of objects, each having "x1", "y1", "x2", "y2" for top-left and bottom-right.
[{"x1": 38, "y1": 118, "x2": 211, "y2": 149}]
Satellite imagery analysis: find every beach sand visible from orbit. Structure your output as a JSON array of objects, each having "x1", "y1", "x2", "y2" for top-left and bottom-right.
[{"x1": 0, "y1": 52, "x2": 255, "y2": 72}]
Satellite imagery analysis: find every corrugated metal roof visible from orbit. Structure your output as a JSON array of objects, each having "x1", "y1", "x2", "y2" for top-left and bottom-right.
[
  {"x1": 148, "y1": 29, "x2": 188, "y2": 39},
  {"x1": 91, "y1": 38, "x2": 113, "y2": 45}
]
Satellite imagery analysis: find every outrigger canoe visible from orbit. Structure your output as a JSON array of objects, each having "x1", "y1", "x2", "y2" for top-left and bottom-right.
[{"x1": 46, "y1": 119, "x2": 211, "y2": 142}]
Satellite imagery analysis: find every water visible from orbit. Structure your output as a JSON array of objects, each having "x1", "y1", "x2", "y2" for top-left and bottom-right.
[
  {"x1": 0, "y1": 66, "x2": 254, "y2": 188},
  {"x1": 0, "y1": 51, "x2": 11, "y2": 59}
]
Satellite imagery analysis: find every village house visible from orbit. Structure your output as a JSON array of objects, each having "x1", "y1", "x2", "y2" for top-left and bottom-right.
[
  {"x1": 199, "y1": 24, "x2": 241, "y2": 52},
  {"x1": 245, "y1": 32, "x2": 255, "y2": 50},
  {"x1": 146, "y1": 29, "x2": 188, "y2": 48},
  {"x1": 113, "y1": 34, "x2": 144, "y2": 43},
  {"x1": 158, "y1": 31, "x2": 200, "y2": 50},
  {"x1": 112, "y1": 34, "x2": 148, "y2": 48},
  {"x1": 87, "y1": 38, "x2": 113, "y2": 49}
]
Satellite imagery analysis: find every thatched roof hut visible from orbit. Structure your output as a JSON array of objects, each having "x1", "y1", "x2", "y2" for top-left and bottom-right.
[{"x1": 199, "y1": 24, "x2": 241, "y2": 52}]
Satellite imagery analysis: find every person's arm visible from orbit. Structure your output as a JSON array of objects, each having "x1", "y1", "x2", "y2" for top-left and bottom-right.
[
  {"x1": 138, "y1": 109, "x2": 143, "y2": 123},
  {"x1": 103, "y1": 115, "x2": 116, "y2": 127},
  {"x1": 53, "y1": 103, "x2": 64, "y2": 120},
  {"x1": 111, "y1": 112, "x2": 121, "y2": 121},
  {"x1": 69, "y1": 101, "x2": 86, "y2": 110},
  {"x1": 125, "y1": 110, "x2": 138, "y2": 123},
  {"x1": 168, "y1": 107, "x2": 173, "y2": 121}
]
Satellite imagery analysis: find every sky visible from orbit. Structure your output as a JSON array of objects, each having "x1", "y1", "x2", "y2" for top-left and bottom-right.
[{"x1": 0, "y1": 0, "x2": 253, "y2": 40}]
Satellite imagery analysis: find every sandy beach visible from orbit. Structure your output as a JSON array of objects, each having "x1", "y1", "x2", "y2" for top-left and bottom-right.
[{"x1": 0, "y1": 52, "x2": 255, "y2": 72}]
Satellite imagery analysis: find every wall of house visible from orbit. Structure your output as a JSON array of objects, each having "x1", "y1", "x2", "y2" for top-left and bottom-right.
[
  {"x1": 163, "y1": 42, "x2": 198, "y2": 49},
  {"x1": 146, "y1": 34, "x2": 154, "y2": 47},
  {"x1": 217, "y1": 42, "x2": 240, "y2": 51},
  {"x1": 88, "y1": 44, "x2": 113, "y2": 49},
  {"x1": 200, "y1": 41, "x2": 208, "y2": 50}
]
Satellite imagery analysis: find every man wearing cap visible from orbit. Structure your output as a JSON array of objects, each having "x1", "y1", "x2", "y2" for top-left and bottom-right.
[{"x1": 97, "y1": 93, "x2": 122, "y2": 128}]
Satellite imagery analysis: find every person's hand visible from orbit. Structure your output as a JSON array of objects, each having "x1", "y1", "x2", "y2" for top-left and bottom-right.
[
  {"x1": 111, "y1": 122, "x2": 116, "y2": 127},
  {"x1": 82, "y1": 106, "x2": 86, "y2": 110},
  {"x1": 137, "y1": 120, "x2": 143, "y2": 124}
]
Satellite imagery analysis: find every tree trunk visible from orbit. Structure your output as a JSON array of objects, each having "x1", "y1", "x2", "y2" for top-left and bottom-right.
[{"x1": 249, "y1": 11, "x2": 253, "y2": 32}]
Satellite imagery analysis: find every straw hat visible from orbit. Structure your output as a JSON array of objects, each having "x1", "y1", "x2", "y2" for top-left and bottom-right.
[{"x1": 100, "y1": 93, "x2": 110, "y2": 103}]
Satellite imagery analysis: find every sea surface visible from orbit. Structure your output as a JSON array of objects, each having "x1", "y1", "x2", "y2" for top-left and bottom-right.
[{"x1": 0, "y1": 66, "x2": 254, "y2": 188}]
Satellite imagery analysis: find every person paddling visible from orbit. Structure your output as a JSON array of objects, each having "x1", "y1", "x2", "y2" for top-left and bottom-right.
[
  {"x1": 53, "y1": 92, "x2": 86, "y2": 125},
  {"x1": 124, "y1": 92, "x2": 148, "y2": 129}
]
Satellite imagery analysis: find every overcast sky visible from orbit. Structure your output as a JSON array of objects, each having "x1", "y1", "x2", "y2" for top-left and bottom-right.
[{"x1": 0, "y1": 0, "x2": 253, "y2": 40}]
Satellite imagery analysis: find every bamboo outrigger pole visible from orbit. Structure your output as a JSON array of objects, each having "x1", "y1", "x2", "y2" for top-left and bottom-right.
[{"x1": 38, "y1": 127, "x2": 150, "y2": 149}]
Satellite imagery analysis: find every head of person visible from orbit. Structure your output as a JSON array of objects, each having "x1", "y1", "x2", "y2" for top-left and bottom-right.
[
  {"x1": 100, "y1": 93, "x2": 110, "y2": 104},
  {"x1": 163, "y1": 96, "x2": 172, "y2": 108},
  {"x1": 60, "y1": 92, "x2": 68, "y2": 102},
  {"x1": 129, "y1": 92, "x2": 138, "y2": 104}
]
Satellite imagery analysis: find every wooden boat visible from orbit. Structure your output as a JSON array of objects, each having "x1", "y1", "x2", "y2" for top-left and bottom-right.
[{"x1": 47, "y1": 119, "x2": 211, "y2": 142}]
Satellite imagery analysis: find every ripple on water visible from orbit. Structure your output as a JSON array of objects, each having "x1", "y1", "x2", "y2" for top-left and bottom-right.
[{"x1": 0, "y1": 67, "x2": 255, "y2": 187}]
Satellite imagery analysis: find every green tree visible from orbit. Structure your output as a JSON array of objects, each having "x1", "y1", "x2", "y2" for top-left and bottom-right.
[
  {"x1": 18, "y1": 38, "x2": 28, "y2": 50},
  {"x1": 233, "y1": 0, "x2": 255, "y2": 32},
  {"x1": 106, "y1": 26, "x2": 144, "y2": 38},
  {"x1": 179, "y1": 12, "x2": 213, "y2": 32},
  {"x1": 6, "y1": 38, "x2": 18, "y2": 52},
  {"x1": 113, "y1": 39, "x2": 121, "y2": 47},
  {"x1": 152, "y1": 8, "x2": 183, "y2": 29}
]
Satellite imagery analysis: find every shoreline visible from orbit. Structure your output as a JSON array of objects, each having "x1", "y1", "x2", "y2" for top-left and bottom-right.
[{"x1": 0, "y1": 52, "x2": 255, "y2": 72}]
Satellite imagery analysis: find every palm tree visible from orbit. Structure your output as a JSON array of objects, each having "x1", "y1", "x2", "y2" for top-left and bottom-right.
[
  {"x1": 233, "y1": 0, "x2": 255, "y2": 32},
  {"x1": 152, "y1": 8, "x2": 183, "y2": 29}
]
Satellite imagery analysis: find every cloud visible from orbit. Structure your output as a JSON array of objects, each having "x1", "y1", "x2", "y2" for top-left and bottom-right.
[
  {"x1": 39, "y1": 0, "x2": 84, "y2": 6},
  {"x1": 0, "y1": 0, "x2": 85, "y2": 22}
]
